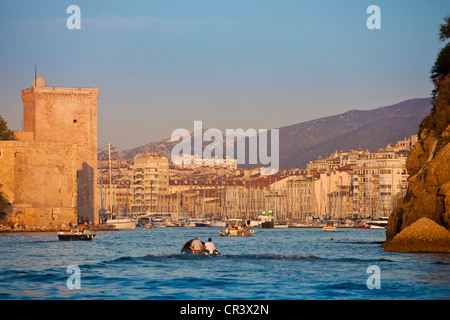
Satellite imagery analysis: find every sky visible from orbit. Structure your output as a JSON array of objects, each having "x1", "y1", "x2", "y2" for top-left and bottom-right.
[{"x1": 0, "y1": 0, "x2": 449, "y2": 151}]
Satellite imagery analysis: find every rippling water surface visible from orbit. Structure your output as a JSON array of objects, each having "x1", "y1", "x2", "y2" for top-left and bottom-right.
[{"x1": 0, "y1": 227, "x2": 449, "y2": 300}]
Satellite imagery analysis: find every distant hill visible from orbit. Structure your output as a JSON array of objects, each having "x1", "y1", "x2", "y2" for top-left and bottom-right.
[
  {"x1": 279, "y1": 98, "x2": 432, "y2": 169},
  {"x1": 98, "y1": 97, "x2": 433, "y2": 170}
]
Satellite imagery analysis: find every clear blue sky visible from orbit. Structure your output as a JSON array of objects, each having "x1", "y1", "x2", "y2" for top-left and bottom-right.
[{"x1": 0, "y1": 0, "x2": 449, "y2": 150}]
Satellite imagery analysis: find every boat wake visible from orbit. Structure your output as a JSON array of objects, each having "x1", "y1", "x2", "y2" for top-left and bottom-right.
[
  {"x1": 77, "y1": 253, "x2": 323, "y2": 265},
  {"x1": 142, "y1": 253, "x2": 321, "y2": 261}
]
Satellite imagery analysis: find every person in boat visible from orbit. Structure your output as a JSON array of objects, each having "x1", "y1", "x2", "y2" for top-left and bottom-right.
[
  {"x1": 204, "y1": 238, "x2": 218, "y2": 255},
  {"x1": 181, "y1": 239, "x2": 194, "y2": 254},
  {"x1": 189, "y1": 237, "x2": 205, "y2": 254}
]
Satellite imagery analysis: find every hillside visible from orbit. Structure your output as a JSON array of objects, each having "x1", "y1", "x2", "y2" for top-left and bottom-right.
[
  {"x1": 279, "y1": 98, "x2": 432, "y2": 169},
  {"x1": 99, "y1": 97, "x2": 432, "y2": 170}
]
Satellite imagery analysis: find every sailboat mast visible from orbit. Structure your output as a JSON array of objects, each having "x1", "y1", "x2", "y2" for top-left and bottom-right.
[
  {"x1": 108, "y1": 143, "x2": 112, "y2": 213},
  {"x1": 100, "y1": 157, "x2": 103, "y2": 211}
]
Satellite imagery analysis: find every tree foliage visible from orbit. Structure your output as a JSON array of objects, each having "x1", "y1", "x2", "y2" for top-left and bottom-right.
[
  {"x1": 431, "y1": 16, "x2": 450, "y2": 88},
  {"x1": 0, "y1": 116, "x2": 15, "y2": 213},
  {"x1": 439, "y1": 16, "x2": 450, "y2": 41},
  {"x1": 420, "y1": 15, "x2": 450, "y2": 147},
  {"x1": 0, "y1": 184, "x2": 10, "y2": 214},
  {"x1": 0, "y1": 115, "x2": 16, "y2": 141}
]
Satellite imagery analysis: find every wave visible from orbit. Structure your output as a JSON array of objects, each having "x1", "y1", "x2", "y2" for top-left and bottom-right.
[
  {"x1": 73, "y1": 253, "x2": 323, "y2": 265},
  {"x1": 0, "y1": 269, "x2": 65, "y2": 283},
  {"x1": 143, "y1": 253, "x2": 321, "y2": 261},
  {"x1": 324, "y1": 257, "x2": 394, "y2": 263}
]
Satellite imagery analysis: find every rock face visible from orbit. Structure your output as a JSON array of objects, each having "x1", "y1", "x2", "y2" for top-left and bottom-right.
[
  {"x1": 385, "y1": 75, "x2": 450, "y2": 252},
  {"x1": 384, "y1": 217, "x2": 450, "y2": 253},
  {"x1": 386, "y1": 132, "x2": 450, "y2": 240}
]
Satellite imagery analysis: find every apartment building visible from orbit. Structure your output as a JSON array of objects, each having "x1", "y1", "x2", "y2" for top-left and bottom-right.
[
  {"x1": 352, "y1": 150, "x2": 409, "y2": 218},
  {"x1": 131, "y1": 153, "x2": 169, "y2": 213}
]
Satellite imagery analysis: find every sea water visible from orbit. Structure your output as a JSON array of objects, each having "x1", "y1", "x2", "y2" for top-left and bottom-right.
[{"x1": 0, "y1": 227, "x2": 448, "y2": 300}]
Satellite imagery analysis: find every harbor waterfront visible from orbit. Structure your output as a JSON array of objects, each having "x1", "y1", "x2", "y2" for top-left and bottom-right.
[{"x1": 0, "y1": 227, "x2": 448, "y2": 300}]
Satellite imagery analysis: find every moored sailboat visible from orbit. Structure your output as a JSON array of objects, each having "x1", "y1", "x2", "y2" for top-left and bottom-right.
[{"x1": 100, "y1": 143, "x2": 137, "y2": 230}]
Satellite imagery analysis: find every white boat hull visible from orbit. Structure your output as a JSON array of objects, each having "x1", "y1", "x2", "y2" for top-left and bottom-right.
[
  {"x1": 106, "y1": 218, "x2": 137, "y2": 230},
  {"x1": 210, "y1": 221, "x2": 226, "y2": 227},
  {"x1": 370, "y1": 225, "x2": 386, "y2": 229},
  {"x1": 220, "y1": 228, "x2": 254, "y2": 237}
]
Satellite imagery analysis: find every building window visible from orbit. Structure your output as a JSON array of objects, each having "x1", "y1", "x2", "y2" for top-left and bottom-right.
[{"x1": 73, "y1": 119, "x2": 77, "y2": 123}]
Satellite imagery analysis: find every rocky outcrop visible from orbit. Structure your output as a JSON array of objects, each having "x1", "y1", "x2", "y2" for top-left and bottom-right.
[
  {"x1": 386, "y1": 131, "x2": 450, "y2": 233},
  {"x1": 385, "y1": 75, "x2": 450, "y2": 252},
  {"x1": 384, "y1": 217, "x2": 450, "y2": 253},
  {"x1": 0, "y1": 223, "x2": 72, "y2": 233}
]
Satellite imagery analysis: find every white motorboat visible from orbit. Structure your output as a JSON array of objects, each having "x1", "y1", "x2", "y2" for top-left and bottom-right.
[
  {"x1": 323, "y1": 221, "x2": 336, "y2": 231},
  {"x1": 368, "y1": 217, "x2": 389, "y2": 229},
  {"x1": 246, "y1": 219, "x2": 259, "y2": 228},
  {"x1": 220, "y1": 219, "x2": 254, "y2": 237},
  {"x1": 274, "y1": 220, "x2": 289, "y2": 228},
  {"x1": 106, "y1": 218, "x2": 137, "y2": 230},
  {"x1": 195, "y1": 220, "x2": 211, "y2": 227},
  {"x1": 209, "y1": 220, "x2": 226, "y2": 227},
  {"x1": 58, "y1": 227, "x2": 96, "y2": 241}
]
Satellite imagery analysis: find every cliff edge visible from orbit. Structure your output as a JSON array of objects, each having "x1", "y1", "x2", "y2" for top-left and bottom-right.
[
  {"x1": 384, "y1": 17, "x2": 450, "y2": 252},
  {"x1": 384, "y1": 77, "x2": 450, "y2": 252}
]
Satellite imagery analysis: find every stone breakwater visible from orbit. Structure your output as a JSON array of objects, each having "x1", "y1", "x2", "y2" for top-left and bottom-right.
[
  {"x1": 0, "y1": 223, "x2": 72, "y2": 233},
  {"x1": 384, "y1": 217, "x2": 450, "y2": 253}
]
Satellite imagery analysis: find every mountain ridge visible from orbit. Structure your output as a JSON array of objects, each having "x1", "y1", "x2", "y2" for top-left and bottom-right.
[{"x1": 99, "y1": 97, "x2": 433, "y2": 169}]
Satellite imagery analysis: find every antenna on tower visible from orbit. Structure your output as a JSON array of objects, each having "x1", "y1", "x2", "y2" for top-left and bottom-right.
[{"x1": 34, "y1": 63, "x2": 37, "y2": 87}]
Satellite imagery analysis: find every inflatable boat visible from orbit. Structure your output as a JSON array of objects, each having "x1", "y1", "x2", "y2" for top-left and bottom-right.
[{"x1": 180, "y1": 239, "x2": 220, "y2": 255}]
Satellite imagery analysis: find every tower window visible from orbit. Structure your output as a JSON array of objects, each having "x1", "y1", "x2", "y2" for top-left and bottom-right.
[{"x1": 73, "y1": 119, "x2": 77, "y2": 123}]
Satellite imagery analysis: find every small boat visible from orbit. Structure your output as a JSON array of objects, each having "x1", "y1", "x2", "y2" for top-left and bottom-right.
[
  {"x1": 195, "y1": 220, "x2": 211, "y2": 227},
  {"x1": 323, "y1": 221, "x2": 336, "y2": 231},
  {"x1": 261, "y1": 221, "x2": 274, "y2": 228},
  {"x1": 180, "y1": 239, "x2": 220, "y2": 255},
  {"x1": 258, "y1": 214, "x2": 274, "y2": 228},
  {"x1": 143, "y1": 223, "x2": 153, "y2": 229},
  {"x1": 220, "y1": 219, "x2": 254, "y2": 237},
  {"x1": 369, "y1": 224, "x2": 386, "y2": 229},
  {"x1": 165, "y1": 219, "x2": 186, "y2": 227},
  {"x1": 354, "y1": 222, "x2": 370, "y2": 229},
  {"x1": 58, "y1": 227, "x2": 96, "y2": 241},
  {"x1": 274, "y1": 220, "x2": 289, "y2": 228},
  {"x1": 106, "y1": 218, "x2": 137, "y2": 230},
  {"x1": 246, "y1": 219, "x2": 259, "y2": 228},
  {"x1": 368, "y1": 217, "x2": 389, "y2": 229},
  {"x1": 209, "y1": 220, "x2": 226, "y2": 227},
  {"x1": 289, "y1": 221, "x2": 312, "y2": 228}
]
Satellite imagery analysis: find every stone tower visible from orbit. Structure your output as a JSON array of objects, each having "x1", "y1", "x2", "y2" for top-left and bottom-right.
[{"x1": 21, "y1": 76, "x2": 99, "y2": 223}]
